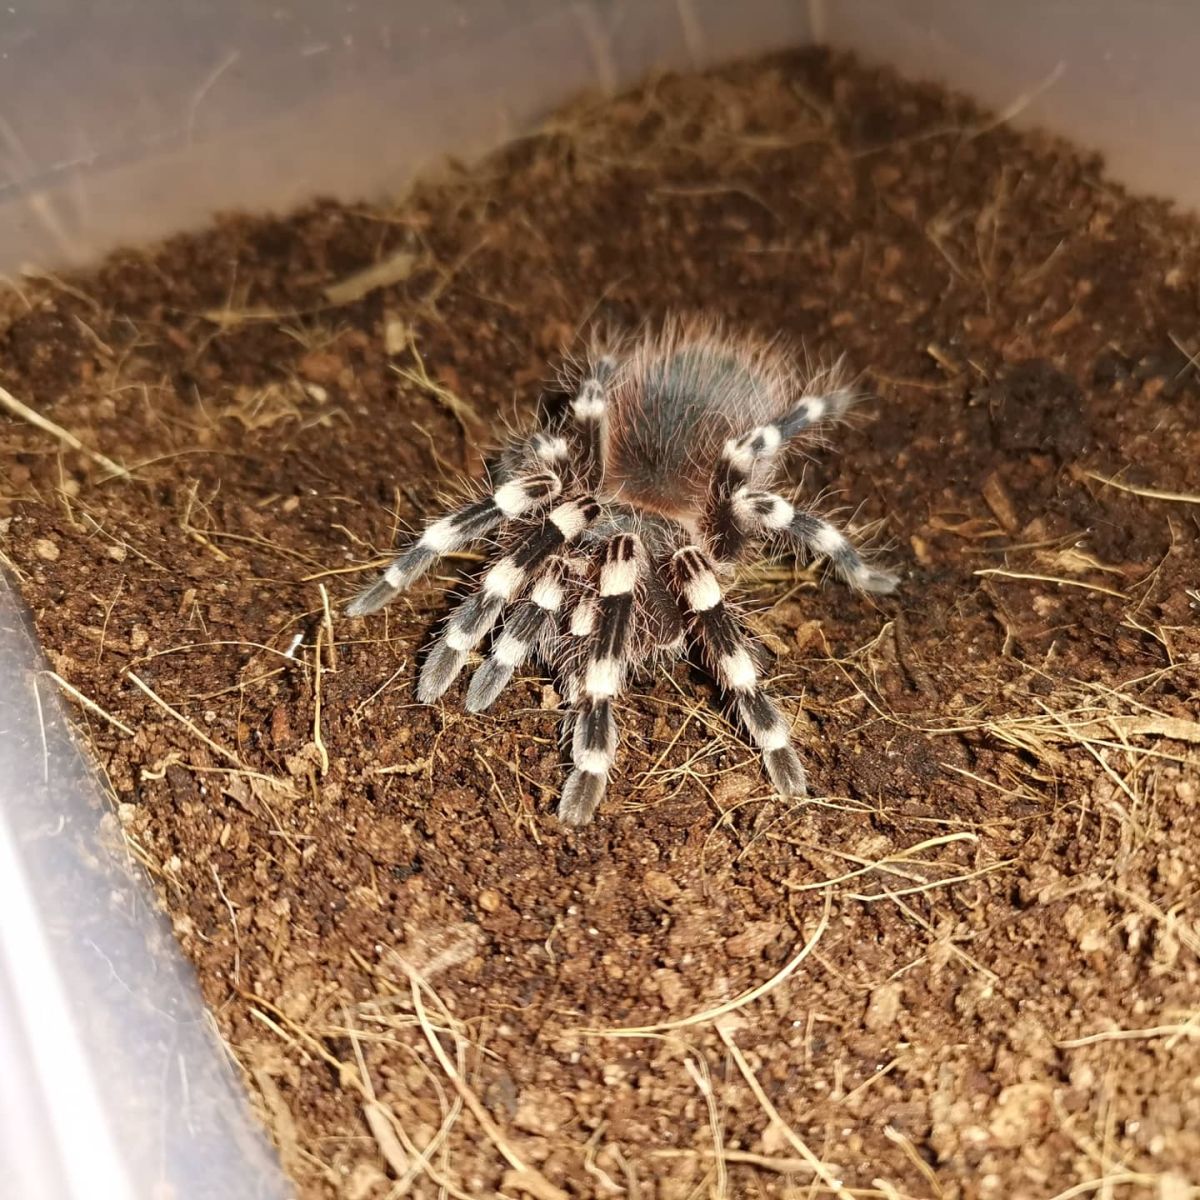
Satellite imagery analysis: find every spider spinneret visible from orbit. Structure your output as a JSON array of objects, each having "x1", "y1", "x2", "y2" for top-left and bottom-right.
[{"x1": 347, "y1": 319, "x2": 898, "y2": 826}]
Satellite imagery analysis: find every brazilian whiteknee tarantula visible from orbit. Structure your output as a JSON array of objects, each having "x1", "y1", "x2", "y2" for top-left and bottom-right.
[{"x1": 347, "y1": 319, "x2": 898, "y2": 827}]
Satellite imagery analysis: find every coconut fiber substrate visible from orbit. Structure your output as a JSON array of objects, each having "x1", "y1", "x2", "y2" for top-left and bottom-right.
[{"x1": 2, "y1": 46, "x2": 1199, "y2": 1200}]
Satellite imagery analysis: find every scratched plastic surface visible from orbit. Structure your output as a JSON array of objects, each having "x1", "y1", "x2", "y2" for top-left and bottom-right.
[
  {"x1": 2, "y1": 0, "x2": 1197, "y2": 275},
  {"x1": 0, "y1": 583, "x2": 291, "y2": 1200},
  {"x1": 1, "y1": 3, "x2": 1196, "y2": 1197}
]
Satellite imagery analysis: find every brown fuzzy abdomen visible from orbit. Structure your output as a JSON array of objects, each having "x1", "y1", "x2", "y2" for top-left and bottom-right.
[{"x1": 602, "y1": 339, "x2": 792, "y2": 518}]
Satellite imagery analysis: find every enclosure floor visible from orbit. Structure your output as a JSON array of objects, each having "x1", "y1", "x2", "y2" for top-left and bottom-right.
[{"x1": 2, "y1": 47, "x2": 1199, "y2": 1200}]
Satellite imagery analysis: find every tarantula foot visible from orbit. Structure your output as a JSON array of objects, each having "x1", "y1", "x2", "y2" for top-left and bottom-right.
[
  {"x1": 464, "y1": 658, "x2": 513, "y2": 712},
  {"x1": 857, "y1": 565, "x2": 901, "y2": 595},
  {"x1": 558, "y1": 770, "x2": 606, "y2": 828},
  {"x1": 345, "y1": 573, "x2": 405, "y2": 617},
  {"x1": 765, "y1": 745, "x2": 808, "y2": 796},
  {"x1": 417, "y1": 641, "x2": 467, "y2": 704}
]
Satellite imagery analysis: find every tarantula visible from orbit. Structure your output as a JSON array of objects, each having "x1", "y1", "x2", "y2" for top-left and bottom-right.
[{"x1": 347, "y1": 320, "x2": 898, "y2": 827}]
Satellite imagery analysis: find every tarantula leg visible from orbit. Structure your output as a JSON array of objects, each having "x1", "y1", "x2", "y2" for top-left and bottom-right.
[
  {"x1": 704, "y1": 378, "x2": 855, "y2": 561},
  {"x1": 643, "y1": 559, "x2": 686, "y2": 652},
  {"x1": 570, "y1": 374, "x2": 609, "y2": 492},
  {"x1": 567, "y1": 596, "x2": 597, "y2": 636},
  {"x1": 346, "y1": 470, "x2": 562, "y2": 616},
  {"x1": 418, "y1": 496, "x2": 600, "y2": 702},
  {"x1": 465, "y1": 561, "x2": 565, "y2": 712},
  {"x1": 670, "y1": 545, "x2": 807, "y2": 797},
  {"x1": 732, "y1": 488, "x2": 898, "y2": 594},
  {"x1": 558, "y1": 533, "x2": 642, "y2": 828},
  {"x1": 526, "y1": 431, "x2": 571, "y2": 471},
  {"x1": 777, "y1": 365, "x2": 857, "y2": 436}
]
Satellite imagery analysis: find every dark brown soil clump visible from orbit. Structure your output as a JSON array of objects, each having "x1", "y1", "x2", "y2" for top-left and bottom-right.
[{"x1": 2, "y1": 47, "x2": 1199, "y2": 1200}]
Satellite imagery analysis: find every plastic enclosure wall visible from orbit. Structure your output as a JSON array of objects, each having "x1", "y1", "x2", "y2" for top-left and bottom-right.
[{"x1": 0, "y1": 2, "x2": 1196, "y2": 1197}]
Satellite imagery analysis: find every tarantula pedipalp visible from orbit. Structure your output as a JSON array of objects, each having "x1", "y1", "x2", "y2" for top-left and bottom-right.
[{"x1": 347, "y1": 320, "x2": 899, "y2": 827}]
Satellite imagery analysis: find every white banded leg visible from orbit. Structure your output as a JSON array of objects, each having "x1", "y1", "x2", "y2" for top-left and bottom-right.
[
  {"x1": 418, "y1": 496, "x2": 600, "y2": 702},
  {"x1": 670, "y1": 545, "x2": 807, "y2": 796},
  {"x1": 527, "y1": 431, "x2": 571, "y2": 471},
  {"x1": 346, "y1": 470, "x2": 561, "y2": 616},
  {"x1": 643, "y1": 560, "x2": 686, "y2": 652},
  {"x1": 731, "y1": 488, "x2": 898, "y2": 594},
  {"x1": 570, "y1": 375, "x2": 608, "y2": 492},
  {"x1": 465, "y1": 562, "x2": 565, "y2": 711},
  {"x1": 558, "y1": 533, "x2": 642, "y2": 828},
  {"x1": 558, "y1": 594, "x2": 598, "y2": 707},
  {"x1": 704, "y1": 384, "x2": 854, "y2": 561}
]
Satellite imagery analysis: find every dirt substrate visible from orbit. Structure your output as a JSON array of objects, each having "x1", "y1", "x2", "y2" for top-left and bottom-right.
[{"x1": 2, "y1": 47, "x2": 1199, "y2": 1200}]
